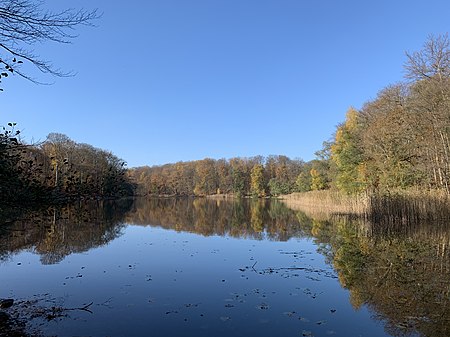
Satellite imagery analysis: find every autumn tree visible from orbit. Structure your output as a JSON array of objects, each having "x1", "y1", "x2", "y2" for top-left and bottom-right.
[
  {"x1": 359, "y1": 85, "x2": 423, "y2": 190},
  {"x1": 265, "y1": 155, "x2": 301, "y2": 195},
  {"x1": 295, "y1": 170, "x2": 311, "y2": 192},
  {"x1": 326, "y1": 35, "x2": 450, "y2": 195},
  {"x1": 229, "y1": 157, "x2": 249, "y2": 196},
  {"x1": 40, "y1": 133, "x2": 132, "y2": 198},
  {"x1": 0, "y1": 129, "x2": 133, "y2": 203},
  {"x1": 250, "y1": 164, "x2": 265, "y2": 197},
  {"x1": 331, "y1": 107, "x2": 367, "y2": 194},
  {"x1": 194, "y1": 158, "x2": 218, "y2": 196},
  {"x1": 215, "y1": 159, "x2": 232, "y2": 194}
]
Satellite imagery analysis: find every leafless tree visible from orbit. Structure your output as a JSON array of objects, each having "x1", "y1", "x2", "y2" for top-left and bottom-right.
[
  {"x1": 405, "y1": 33, "x2": 450, "y2": 81},
  {"x1": 404, "y1": 34, "x2": 450, "y2": 193},
  {"x1": 0, "y1": 0, "x2": 99, "y2": 87}
]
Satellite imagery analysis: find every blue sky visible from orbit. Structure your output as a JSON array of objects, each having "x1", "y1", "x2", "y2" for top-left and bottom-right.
[{"x1": 1, "y1": 0, "x2": 449, "y2": 167}]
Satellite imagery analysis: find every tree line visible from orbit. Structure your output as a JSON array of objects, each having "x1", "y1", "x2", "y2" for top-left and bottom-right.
[
  {"x1": 0, "y1": 128, "x2": 134, "y2": 204},
  {"x1": 327, "y1": 34, "x2": 450, "y2": 195},
  {"x1": 129, "y1": 34, "x2": 450, "y2": 198},
  {"x1": 128, "y1": 155, "x2": 309, "y2": 197}
]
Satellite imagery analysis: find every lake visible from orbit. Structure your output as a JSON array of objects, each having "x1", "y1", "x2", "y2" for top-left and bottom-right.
[{"x1": 0, "y1": 198, "x2": 449, "y2": 337}]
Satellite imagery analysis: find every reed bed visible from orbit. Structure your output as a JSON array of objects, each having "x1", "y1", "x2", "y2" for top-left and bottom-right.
[
  {"x1": 282, "y1": 190, "x2": 450, "y2": 255},
  {"x1": 367, "y1": 189, "x2": 450, "y2": 223},
  {"x1": 281, "y1": 190, "x2": 370, "y2": 216},
  {"x1": 281, "y1": 189, "x2": 450, "y2": 223}
]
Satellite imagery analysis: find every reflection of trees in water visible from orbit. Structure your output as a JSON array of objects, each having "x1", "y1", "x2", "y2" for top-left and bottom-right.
[
  {"x1": 0, "y1": 199, "x2": 133, "y2": 264},
  {"x1": 2, "y1": 197, "x2": 448, "y2": 336},
  {"x1": 299, "y1": 210, "x2": 450, "y2": 337},
  {"x1": 127, "y1": 197, "x2": 450, "y2": 335},
  {"x1": 126, "y1": 198, "x2": 309, "y2": 241}
]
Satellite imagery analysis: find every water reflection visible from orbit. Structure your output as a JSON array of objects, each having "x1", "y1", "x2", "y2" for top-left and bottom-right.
[
  {"x1": 125, "y1": 198, "x2": 309, "y2": 241},
  {"x1": 0, "y1": 198, "x2": 133, "y2": 265},
  {"x1": 286, "y1": 204, "x2": 450, "y2": 337},
  {"x1": 0, "y1": 198, "x2": 448, "y2": 336}
]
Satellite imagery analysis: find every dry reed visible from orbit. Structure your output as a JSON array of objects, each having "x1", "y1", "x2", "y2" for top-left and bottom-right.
[{"x1": 281, "y1": 189, "x2": 450, "y2": 223}]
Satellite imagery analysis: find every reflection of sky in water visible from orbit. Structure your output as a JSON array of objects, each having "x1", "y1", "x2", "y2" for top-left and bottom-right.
[{"x1": 1, "y1": 224, "x2": 389, "y2": 337}]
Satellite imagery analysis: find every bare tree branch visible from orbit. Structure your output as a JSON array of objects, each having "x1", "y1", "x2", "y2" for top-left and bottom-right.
[
  {"x1": 0, "y1": 0, "x2": 100, "y2": 88},
  {"x1": 405, "y1": 33, "x2": 450, "y2": 82}
]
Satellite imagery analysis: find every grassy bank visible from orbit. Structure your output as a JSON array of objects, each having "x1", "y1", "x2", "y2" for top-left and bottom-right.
[{"x1": 281, "y1": 190, "x2": 450, "y2": 223}]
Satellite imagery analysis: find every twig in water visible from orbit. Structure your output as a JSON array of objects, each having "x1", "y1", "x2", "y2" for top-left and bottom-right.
[
  {"x1": 65, "y1": 302, "x2": 94, "y2": 314},
  {"x1": 98, "y1": 297, "x2": 113, "y2": 307}
]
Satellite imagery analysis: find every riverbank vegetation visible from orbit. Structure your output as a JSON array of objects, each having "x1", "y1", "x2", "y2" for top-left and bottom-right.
[
  {"x1": 0, "y1": 1, "x2": 133, "y2": 208},
  {"x1": 327, "y1": 34, "x2": 450, "y2": 195},
  {"x1": 128, "y1": 155, "x2": 304, "y2": 197},
  {"x1": 290, "y1": 34, "x2": 450, "y2": 197},
  {"x1": 282, "y1": 34, "x2": 450, "y2": 218},
  {"x1": 283, "y1": 189, "x2": 450, "y2": 223},
  {"x1": 0, "y1": 128, "x2": 134, "y2": 206}
]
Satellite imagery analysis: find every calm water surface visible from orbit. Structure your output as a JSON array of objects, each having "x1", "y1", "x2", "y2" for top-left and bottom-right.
[{"x1": 0, "y1": 198, "x2": 449, "y2": 336}]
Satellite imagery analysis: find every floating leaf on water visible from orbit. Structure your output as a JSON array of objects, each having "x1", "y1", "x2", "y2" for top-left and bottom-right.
[
  {"x1": 256, "y1": 303, "x2": 269, "y2": 310},
  {"x1": 184, "y1": 303, "x2": 200, "y2": 308}
]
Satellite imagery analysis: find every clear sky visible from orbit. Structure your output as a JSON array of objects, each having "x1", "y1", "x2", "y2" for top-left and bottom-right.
[{"x1": 2, "y1": 0, "x2": 449, "y2": 168}]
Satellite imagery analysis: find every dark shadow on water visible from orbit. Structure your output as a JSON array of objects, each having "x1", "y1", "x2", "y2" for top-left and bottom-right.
[
  {"x1": 292, "y1": 207, "x2": 450, "y2": 337},
  {"x1": 0, "y1": 198, "x2": 133, "y2": 265}
]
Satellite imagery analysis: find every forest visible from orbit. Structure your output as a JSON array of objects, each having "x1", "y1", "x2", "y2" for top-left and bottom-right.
[
  {"x1": 130, "y1": 34, "x2": 450, "y2": 199},
  {"x1": 329, "y1": 34, "x2": 450, "y2": 195},
  {"x1": 128, "y1": 155, "x2": 305, "y2": 197},
  {"x1": 0, "y1": 129, "x2": 134, "y2": 205}
]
